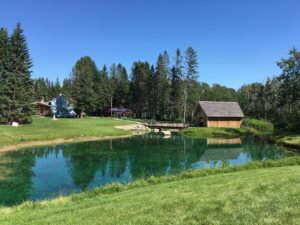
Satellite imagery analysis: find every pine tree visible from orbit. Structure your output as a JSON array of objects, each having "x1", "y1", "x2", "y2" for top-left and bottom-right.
[
  {"x1": 99, "y1": 65, "x2": 112, "y2": 115},
  {"x1": 170, "y1": 49, "x2": 184, "y2": 121},
  {"x1": 129, "y1": 61, "x2": 151, "y2": 118},
  {"x1": 148, "y1": 65, "x2": 157, "y2": 118},
  {"x1": 109, "y1": 63, "x2": 118, "y2": 106},
  {"x1": 9, "y1": 23, "x2": 34, "y2": 123},
  {"x1": 114, "y1": 64, "x2": 129, "y2": 107},
  {"x1": 184, "y1": 47, "x2": 200, "y2": 121},
  {"x1": 71, "y1": 56, "x2": 98, "y2": 117},
  {"x1": 156, "y1": 53, "x2": 170, "y2": 120},
  {"x1": 0, "y1": 27, "x2": 11, "y2": 123}
]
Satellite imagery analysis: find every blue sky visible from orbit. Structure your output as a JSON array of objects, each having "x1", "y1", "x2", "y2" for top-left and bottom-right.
[{"x1": 1, "y1": 0, "x2": 299, "y2": 89}]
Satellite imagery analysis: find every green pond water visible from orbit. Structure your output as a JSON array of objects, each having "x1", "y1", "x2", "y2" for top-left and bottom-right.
[{"x1": 0, "y1": 134, "x2": 295, "y2": 206}]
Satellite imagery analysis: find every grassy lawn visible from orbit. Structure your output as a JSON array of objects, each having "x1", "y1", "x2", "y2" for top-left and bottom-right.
[
  {"x1": 0, "y1": 162, "x2": 299, "y2": 225},
  {"x1": 180, "y1": 127, "x2": 249, "y2": 138},
  {"x1": 0, "y1": 116, "x2": 134, "y2": 149}
]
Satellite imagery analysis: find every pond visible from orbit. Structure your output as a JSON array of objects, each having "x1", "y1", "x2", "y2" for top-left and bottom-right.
[{"x1": 0, "y1": 134, "x2": 295, "y2": 206}]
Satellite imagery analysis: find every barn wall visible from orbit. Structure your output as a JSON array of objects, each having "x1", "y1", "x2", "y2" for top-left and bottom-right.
[{"x1": 207, "y1": 117, "x2": 242, "y2": 128}]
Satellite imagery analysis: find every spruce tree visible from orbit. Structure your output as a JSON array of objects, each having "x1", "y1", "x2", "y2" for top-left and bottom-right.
[
  {"x1": 0, "y1": 27, "x2": 11, "y2": 123},
  {"x1": 129, "y1": 61, "x2": 151, "y2": 118},
  {"x1": 71, "y1": 56, "x2": 98, "y2": 117},
  {"x1": 9, "y1": 23, "x2": 34, "y2": 123},
  {"x1": 114, "y1": 64, "x2": 129, "y2": 107},
  {"x1": 184, "y1": 47, "x2": 200, "y2": 121},
  {"x1": 171, "y1": 49, "x2": 184, "y2": 121},
  {"x1": 156, "y1": 53, "x2": 170, "y2": 120},
  {"x1": 99, "y1": 65, "x2": 112, "y2": 114},
  {"x1": 148, "y1": 65, "x2": 157, "y2": 118}
]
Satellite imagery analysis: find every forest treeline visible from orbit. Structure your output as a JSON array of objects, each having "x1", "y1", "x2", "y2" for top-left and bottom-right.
[{"x1": 0, "y1": 24, "x2": 299, "y2": 130}]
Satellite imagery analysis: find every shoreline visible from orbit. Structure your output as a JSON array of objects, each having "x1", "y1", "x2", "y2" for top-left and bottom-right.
[{"x1": 0, "y1": 134, "x2": 132, "y2": 153}]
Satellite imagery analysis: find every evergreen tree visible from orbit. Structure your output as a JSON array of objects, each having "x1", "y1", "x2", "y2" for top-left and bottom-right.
[
  {"x1": 99, "y1": 65, "x2": 112, "y2": 115},
  {"x1": 71, "y1": 56, "x2": 98, "y2": 117},
  {"x1": 156, "y1": 53, "x2": 170, "y2": 120},
  {"x1": 184, "y1": 47, "x2": 200, "y2": 121},
  {"x1": 148, "y1": 65, "x2": 157, "y2": 118},
  {"x1": 129, "y1": 61, "x2": 151, "y2": 118},
  {"x1": 114, "y1": 64, "x2": 129, "y2": 107},
  {"x1": 8, "y1": 23, "x2": 34, "y2": 123},
  {"x1": 170, "y1": 49, "x2": 184, "y2": 120},
  {"x1": 0, "y1": 28, "x2": 11, "y2": 123},
  {"x1": 62, "y1": 78, "x2": 73, "y2": 101},
  {"x1": 109, "y1": 63, "x2": 118, "y2": 106}
]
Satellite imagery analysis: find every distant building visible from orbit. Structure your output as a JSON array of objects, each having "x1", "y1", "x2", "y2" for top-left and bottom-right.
[
  {"x1": 34, "y1": 101, "x2": 51, "y2": 116},
  {"x1": 109, "y1": 108, "x2": 132, "y2": 118},
  {"x1": 50, "y1": 94, "x2": 76, "y2": 118},
  {"x1": 193, "y1": 101, "x2": 244, "y2": 128}
]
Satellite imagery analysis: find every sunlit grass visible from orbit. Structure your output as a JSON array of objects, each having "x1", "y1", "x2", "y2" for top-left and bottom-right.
[
  {"x1": 180, "y1": 127, "x2": 249, "y2": 138},
  {"x1": 0, "y1": 162, "x2": 299, "y2": 225},
  {"x1": 0, "y1": 116, "x2": 133, "y2": 148}
]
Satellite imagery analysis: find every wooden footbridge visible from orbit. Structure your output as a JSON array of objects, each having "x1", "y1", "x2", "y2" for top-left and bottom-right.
[{"x1": 144, "y1": 121, "x2": 189, "y2": 131}]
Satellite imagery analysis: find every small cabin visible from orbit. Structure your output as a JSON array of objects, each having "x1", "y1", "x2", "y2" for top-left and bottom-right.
[
  {"x1": 193, "y1": 101, "x2": 244, "y2": 128},
  {"x1": 109, "y1": 108, "x2": 132, "y2": 118},
  {"x1": 34, "y1": 101, "x2": 51, "y2": 116}
]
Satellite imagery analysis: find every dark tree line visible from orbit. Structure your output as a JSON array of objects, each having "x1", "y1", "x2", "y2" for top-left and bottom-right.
[{"x1": 59, "y1": 48, "x2": 200, "y2": 121}]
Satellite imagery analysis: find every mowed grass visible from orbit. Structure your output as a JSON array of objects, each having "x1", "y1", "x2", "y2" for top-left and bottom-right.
[
  {"x1": 0, "y1": 116, "x2": 133, "y2": 148},
  {"x1": 180, "y1": 127, "x2": 249, "y2": 138},
  {"x1": 0, "y1": 165, "x2": 299, "y2": 225}
]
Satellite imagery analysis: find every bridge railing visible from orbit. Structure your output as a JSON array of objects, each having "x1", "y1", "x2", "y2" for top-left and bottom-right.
[{"x1": 144, "y1": 121, "x2": 189, "y2": 128}]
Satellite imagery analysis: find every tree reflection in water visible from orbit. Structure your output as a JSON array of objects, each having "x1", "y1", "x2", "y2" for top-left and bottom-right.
[{"x1": 0, "y1": 134, "x2": 293, "y2": 205}]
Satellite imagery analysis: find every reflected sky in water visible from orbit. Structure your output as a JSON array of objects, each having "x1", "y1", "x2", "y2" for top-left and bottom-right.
[{"x1": 0, "y1": 134, "x2": 295, "y2": 205}]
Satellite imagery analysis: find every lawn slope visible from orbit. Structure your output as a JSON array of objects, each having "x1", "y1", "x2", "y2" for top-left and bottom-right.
[
  {"x1": 180, "y1": 127, "x2": 249, "y2": 138},
  {"x1": 0, "y1": 116, "x2": 134, "y2": 151},
  {"x1": 1, "y1": 165, "x2": 299, "y2": 225}
]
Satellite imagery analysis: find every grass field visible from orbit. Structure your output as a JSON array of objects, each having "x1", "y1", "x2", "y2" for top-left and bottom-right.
[
  {"x1": 180, "y1": 127, "x2": 249, "y2": 138},
  {"x1": 0, "y1": 116, "x2": 133, "y2": 149},
  {"x1": 0, "y1": 161, "x2": 299, "y2": 225}
]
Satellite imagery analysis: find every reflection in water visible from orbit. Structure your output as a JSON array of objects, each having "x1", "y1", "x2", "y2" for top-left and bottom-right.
[
  {"x1": 207, "y1": 138, "x2": 241, "y2": 145},
  {"x1": 0, "y1": 134, "x2": 294, "y2": 205}
]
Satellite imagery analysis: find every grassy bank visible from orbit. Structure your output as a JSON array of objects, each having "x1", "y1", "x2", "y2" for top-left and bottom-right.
[
  {"x1": 1, "y1": 158, "x2": 299, "y2": 225},
  {"x1": 241, "y1": 118, "x2": 274, "y2": 134},
  {"x1": 180, "y1": 127, "x2": 249, "y2": 138},
  {"x1": 0, "y1": 116, "x2": 133, "y2": 150},
  {"x1": 275, "y1": 135, "x2": 300, "y2": 150}
]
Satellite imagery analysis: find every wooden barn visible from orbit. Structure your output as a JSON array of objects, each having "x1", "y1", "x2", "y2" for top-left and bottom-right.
[{"x1": 193, "y1": 101, "x2": 244, "y2": 128}]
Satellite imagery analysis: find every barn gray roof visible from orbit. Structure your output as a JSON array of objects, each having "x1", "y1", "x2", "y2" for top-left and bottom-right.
[{"x1": 198, "y1": 101, "x2": 244, "y2": 118}]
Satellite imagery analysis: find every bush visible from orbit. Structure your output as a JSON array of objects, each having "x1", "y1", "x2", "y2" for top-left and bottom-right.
[{"x1": 242, "y1": 118, "x2": 274, "y2": 133}]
